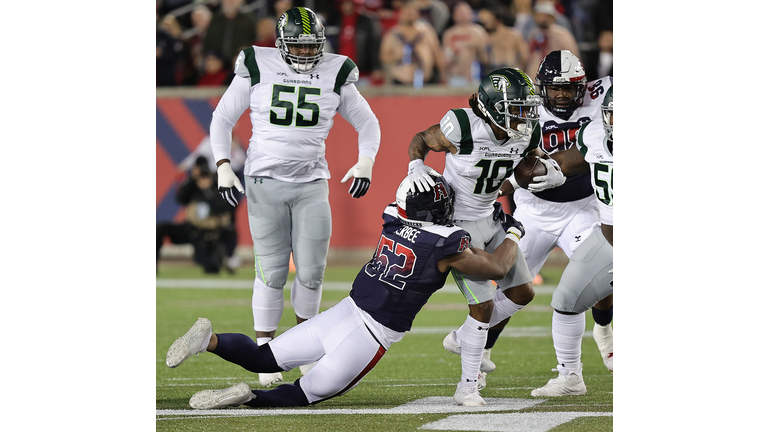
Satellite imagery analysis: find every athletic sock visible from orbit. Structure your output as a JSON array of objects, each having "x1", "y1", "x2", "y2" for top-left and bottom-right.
[
  {"x1": 457, "y1": 315, "x2": 489, "y2": 386},
  {"x1": 212, "y1": 333, "x2": 283, "y2": 373},
  {"x1": 291, "y1": 278, "x2": 322, "y2": 320},
  {"x1": 485, "y1": 328, "x2": 502, "y2": 349},
  {"x1": 244, "y1": 379, "x2": 310, "y2": 407},
  {"x1": 488, "y1": 289, "x2": 525, "y2": 327},
  {"x1": 591, "y1": 305, "x2": 613, "y2": 326},
  {"x1": 551, "y1": 312, "x2": 586, "y2": 375}
]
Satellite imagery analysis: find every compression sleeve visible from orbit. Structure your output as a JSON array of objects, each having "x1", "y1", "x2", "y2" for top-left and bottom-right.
[
  {"x1": 337, "y1": 83, "x2": 381, "y2": 163},
  {"x1": 210, "y1": 74, "x2": 251, "y2": 164}
]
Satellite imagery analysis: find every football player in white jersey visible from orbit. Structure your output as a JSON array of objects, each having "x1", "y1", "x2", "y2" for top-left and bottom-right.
[
  {"x1": 209, "y1": 7, "x2": 381, "y2": 388},
  {"x1": 405, "y1": 67, "x2": 566, "y2": 405},
  {"x1": 530, "y1": 85, "x2": 613, "y2": 396},
  {"x1": 482, "y1": 50, "x2": 614, "y2": 387}
]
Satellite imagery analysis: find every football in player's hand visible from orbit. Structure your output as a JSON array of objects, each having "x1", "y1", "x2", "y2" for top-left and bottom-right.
[{"x1": 513, "y1": 154, "x2": 547, "y2": 189}]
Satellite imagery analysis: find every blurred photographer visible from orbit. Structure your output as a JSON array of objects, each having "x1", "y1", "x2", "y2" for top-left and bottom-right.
[{"x1": 157, "y1": 156, "x2": 235, "y2": 273}]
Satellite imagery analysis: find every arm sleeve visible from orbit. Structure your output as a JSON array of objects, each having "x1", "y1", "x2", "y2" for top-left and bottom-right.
[
  {"x1": 210, "y1": 74, "x2": 251, "y2": 164},
  {"x1": 337, "y1": 83, "x2": 381, "y2": 163}
]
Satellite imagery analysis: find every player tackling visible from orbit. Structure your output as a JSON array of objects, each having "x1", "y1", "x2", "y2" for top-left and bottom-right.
[{"x1": 166, "y1": 175, "x2": 526, "y2": 409}]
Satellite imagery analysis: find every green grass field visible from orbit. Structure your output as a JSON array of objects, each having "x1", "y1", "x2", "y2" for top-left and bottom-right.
[{"x1": 156, "y1": 264, "x2": 612, "y2": 431}]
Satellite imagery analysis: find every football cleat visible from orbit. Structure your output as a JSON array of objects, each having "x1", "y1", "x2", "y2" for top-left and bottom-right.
[
  {"x1": 189, "y1": 382, "x2": 253, "y2": 409},
  {"x1": 166, "y1": 317, "x2": 213, "y2": 368},
  {"x1": 531, "y1": 364, "x2": 587, "y2": 397},
  {"x1": 259, "y1": 372, "x2": 283, "y2": 387},
  {"x1": 299, "y1": 362, "x2": 317, "y2": 376},
  {"x1": 593, "y1": 323, "x2": 613, "y2": 372},
  {"x1": 453, "y1": 383, "x2": 486, "y2": 406},
  {"x1": 442, "y1": 330, "x2": 497, "y2": 373}
]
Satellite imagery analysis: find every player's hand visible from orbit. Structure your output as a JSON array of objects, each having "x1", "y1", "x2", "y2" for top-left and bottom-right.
[
  {"x1": 407, "y1": 159, "x2": 440, "y2": 193},
  {"x1": 341, "y1": 156, "x2": 374, "y2": 198},
  {"x1": 528, "y1": 158, "x2": 566, "y2": 192},
  {"x1": 217, "y1": 162, "x2": 244, "y2": 207},
  {"x1": 504, "y1": 218, "x2": 525, "y2": 244}
]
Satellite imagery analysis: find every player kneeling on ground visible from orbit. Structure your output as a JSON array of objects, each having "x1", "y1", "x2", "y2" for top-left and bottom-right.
[{"x1": 165, "y1": 174, "x2": 526, "y2": 409}]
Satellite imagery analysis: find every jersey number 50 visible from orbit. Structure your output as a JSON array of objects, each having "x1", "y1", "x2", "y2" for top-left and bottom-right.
[
  {"x1": 270, "y1": 84, "x2": 321, "y2": 127},
  {"x1": 364, "y1": 235, "x2": 417, "y2": 290}
]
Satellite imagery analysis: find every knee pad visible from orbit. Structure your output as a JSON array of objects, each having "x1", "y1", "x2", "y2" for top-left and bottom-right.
[
  {"x1": 252, "y1": 278, "x2": 285, "y2": 332},
  {"x1": 291, "y1": 278, "x2": 322, "y2": 320}
]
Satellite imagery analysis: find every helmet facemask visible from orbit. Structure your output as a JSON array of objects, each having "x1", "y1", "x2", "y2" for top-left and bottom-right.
[
  {"x1": 602, "y1": 87, "x2": 613, "y2": 141},
  {"x1": 535, "y1": 50, "x2": 587, "y2": 119},
  {"x1": 478, "y1": 93, "x2": 541, "y2": 140},
  {"x1": 540, "y1": 83, "x2": 585, "y2": 119}
]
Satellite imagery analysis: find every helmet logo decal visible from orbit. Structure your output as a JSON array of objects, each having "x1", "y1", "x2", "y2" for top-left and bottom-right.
[
  {"x1": 490, "y1": 75, "x2": 510, "y2": 92},
  {"x1": 277, "y1": 14, "x2": 287, "y2": 31},
  {"x1": 298, "y1": 7, "x2": 311, "y2": 34},
  {"x1": 434, "y1": 182, "x2": 449, "y2": 201}
]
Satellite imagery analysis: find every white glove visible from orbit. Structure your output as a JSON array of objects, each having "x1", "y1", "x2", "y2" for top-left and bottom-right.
[
  {"x1": 341, "y1": 156, "x2": 374, "y2": 198},
  {"x1": 216, "y1": 162, "x2": 244, "y2": 207},
  {"x1": 407, "y1": 159, "x2": 440, "y2": 193},
  {"x1": 528, "y1": 158, "x2": 566, "y2": 192}
]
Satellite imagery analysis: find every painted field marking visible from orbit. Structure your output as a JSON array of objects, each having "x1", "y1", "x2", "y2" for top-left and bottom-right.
[
  {"x1": 156, "y1": 396, "x2": 544, "y2": 417},
  {"x1": 156, "y1": 279, "x2": 557, "y2": 295},
  {"x1": 419, "y1": 412, "x2": 612, "y2": 432}
]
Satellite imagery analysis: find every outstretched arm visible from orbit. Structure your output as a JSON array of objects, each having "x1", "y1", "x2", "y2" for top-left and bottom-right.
[{"x1": 406, "y1": 124, "x2": 457, "y2": 192}]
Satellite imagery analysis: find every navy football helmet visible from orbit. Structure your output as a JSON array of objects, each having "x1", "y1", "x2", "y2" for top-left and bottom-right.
[
  {"x1": 535, "y1": 50, "x2": 587, "y2": 119},
  {"x1": 396, "y1": 174, "x2": 455, "y2": 227}
]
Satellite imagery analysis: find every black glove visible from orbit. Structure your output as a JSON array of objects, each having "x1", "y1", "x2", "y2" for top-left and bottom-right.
[
  {"x1": 347, "y1": 177, "x2": 371, "y2": 199},
  {"x1": 492, "y1": 202, "x2": 525, "y2": 238}
]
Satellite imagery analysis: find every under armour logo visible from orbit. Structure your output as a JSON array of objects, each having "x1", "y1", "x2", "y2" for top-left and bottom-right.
[
  {"x1": 575, "y1": 235, "x2": 582, "y2": 242},
  {"x1": 310, "y1": 74, "x2": 319, "y2": 79}
]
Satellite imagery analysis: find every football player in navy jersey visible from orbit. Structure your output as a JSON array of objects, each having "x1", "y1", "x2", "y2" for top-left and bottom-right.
[{"x1": 165, "y1": 174, "x2": 526, "y2": 409}]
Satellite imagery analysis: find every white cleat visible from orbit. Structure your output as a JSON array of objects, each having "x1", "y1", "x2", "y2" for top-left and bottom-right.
[
  {"x1": 166, "y1": 317, "x2": 213, "y2": 368},
  {"x1": 259, "y1": 372, "x2": 283, "y2": 387},
  {"x1": 453, "y1": 384, "x2": 486, "y2": 406},
  {"x1": 593, "y1": 323, "x2": 613, "y2": 372},
  {"x1": 477, "y1": 372, "x2": 487, "y2": 390},
  {"x1": 531, "y1": 365, "x2": 587, "y2": 397},
  {"x1": 189, "y1": 382, "x2": 253, "y2": 409},
  {"x1": 299, "y1": 362, "x2": 317, "y2": 376},
  {"x1": 442, "y1": 330, "x2": 497, "y2": 373}
]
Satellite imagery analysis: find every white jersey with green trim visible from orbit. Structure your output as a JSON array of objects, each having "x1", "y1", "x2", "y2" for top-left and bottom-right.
[
  {"x1": 439, "y1": 108, "x2": 542, "y2": 221},
  {"x1": 210, "y1": 46, "x2": 380, "y2": 182},
  {"x1": 575, "y1": 120, "x2": 613, "y2": 225}
]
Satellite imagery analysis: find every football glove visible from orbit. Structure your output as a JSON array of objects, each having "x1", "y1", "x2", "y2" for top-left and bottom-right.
[
  {"x1": 407, "y1": 159, "x2": 440, "y2": 193},
  {"x1": 504, "y1": 218, "x2": 525, "y2": 244},
  {"x1": 528, "y1": 158, "x2": 566, "y2": 192},
  {"x1": 492, "y1": 202, "x2": 523, "y2": 233},
  {"x1": 216, "y1": 162, "x2": 244, "y2": 207},
  {"x1": 341, "y1": 156, "x2": 374, "y2": 199}
]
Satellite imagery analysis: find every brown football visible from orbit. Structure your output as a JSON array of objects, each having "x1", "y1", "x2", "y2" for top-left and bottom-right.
[{"x1": 513, "y1": 154, "x2": 547, "y2": 189}]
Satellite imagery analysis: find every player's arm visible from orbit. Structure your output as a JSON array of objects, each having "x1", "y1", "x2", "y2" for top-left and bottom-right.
[
  {"x1": 338, "y1": 78, "x2": 381, "y2": 198},
  {"x1": 550, "y1": 145, "x2": 589, "y2": 176},
  {"x1": 438, "y1": 229, "x2": 522, "y2": 279},
  {"x1": 406, "y1": 123, "x2": 454, "y2": 192}
]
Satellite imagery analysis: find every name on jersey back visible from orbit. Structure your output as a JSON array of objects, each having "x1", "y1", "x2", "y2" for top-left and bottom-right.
[{"x1": 395, "y1": 226, "x2": 421, "y2": 243}]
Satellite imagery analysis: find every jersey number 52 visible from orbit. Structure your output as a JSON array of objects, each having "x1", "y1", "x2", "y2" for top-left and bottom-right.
[{"x1": 364, "y1": 235, "x2": 417, "y2": 290}]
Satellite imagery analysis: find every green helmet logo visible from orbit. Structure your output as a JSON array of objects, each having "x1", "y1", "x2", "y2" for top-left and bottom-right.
[
  {"x1": 477, "y1": 68, "x2": 541, "y2": 139},
  {"x1": 276, "y1": 7, "x2": 326, "y2": 74}
]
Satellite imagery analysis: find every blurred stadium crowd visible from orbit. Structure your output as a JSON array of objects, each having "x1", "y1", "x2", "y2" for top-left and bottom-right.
[{"x1": 156, "y1": 0, "x2": 612, "y2": 89}]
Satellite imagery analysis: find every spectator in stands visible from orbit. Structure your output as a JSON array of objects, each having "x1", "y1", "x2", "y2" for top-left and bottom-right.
[
  {"x1": 525, "y1": 0, "x2": 579, "y2": 79},
  {"x1": 181, "y1": 5, "x2": 213, "y2": 78},
  {"x1": 337, "y1": 0, "x2": 384, "y2": 85},
  {"x1": 511, "y1": 0, "x2": 536, "y2": 41},
  {"x1": 196, "y1": 51, "x2": 231, "y2": 87},
  {"x1": 413, "y1": 0, "x2": 451, "y2": 37},
  {"x1": 254, "y1": 16, "x2": 277, "y2": 47},
  {"x1": 159, "y1": 13, "x2": 199, "y2": 85},
  {"x1": 590, "y1": 0, "x2": 613, "y2": 78},
  {"x1": 478, "y1": 1, "x2": 528, "y2": 73},
  {"x1": 203, "y1": 0, "x2": 257, "y2": 67},
  {"x1": 441, "y1": 2, "x2": 487, "y2": 87},
  {"x1": 380, "y1": 0, "x2": 445, "y2": 86},
  {"x1": 378, "y1": 0, "x2": 404, "y2": 33},
  {"x1": 156, "y1": 156, "x2": 236, "y2": 274},
  {"x1": 157, "y1": 11, "x2": 184, "y2": 86}
]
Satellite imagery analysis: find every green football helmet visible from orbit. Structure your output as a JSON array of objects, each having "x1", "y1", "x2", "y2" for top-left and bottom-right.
[
  {"x1": 276, "y1": 7, "x2": 326, "y2": 74},
  {"x1": 602, "y1": 85, "x2": 613, "y2": 141},
  {"x1": 476, "y1": 67, "x2": 541, "y2": 139}
]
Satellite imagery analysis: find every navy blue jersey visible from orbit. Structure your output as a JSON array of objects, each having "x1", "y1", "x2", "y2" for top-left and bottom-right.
[{"x1": 350, "y1": 204, "x2": 471, "y2": 332}]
